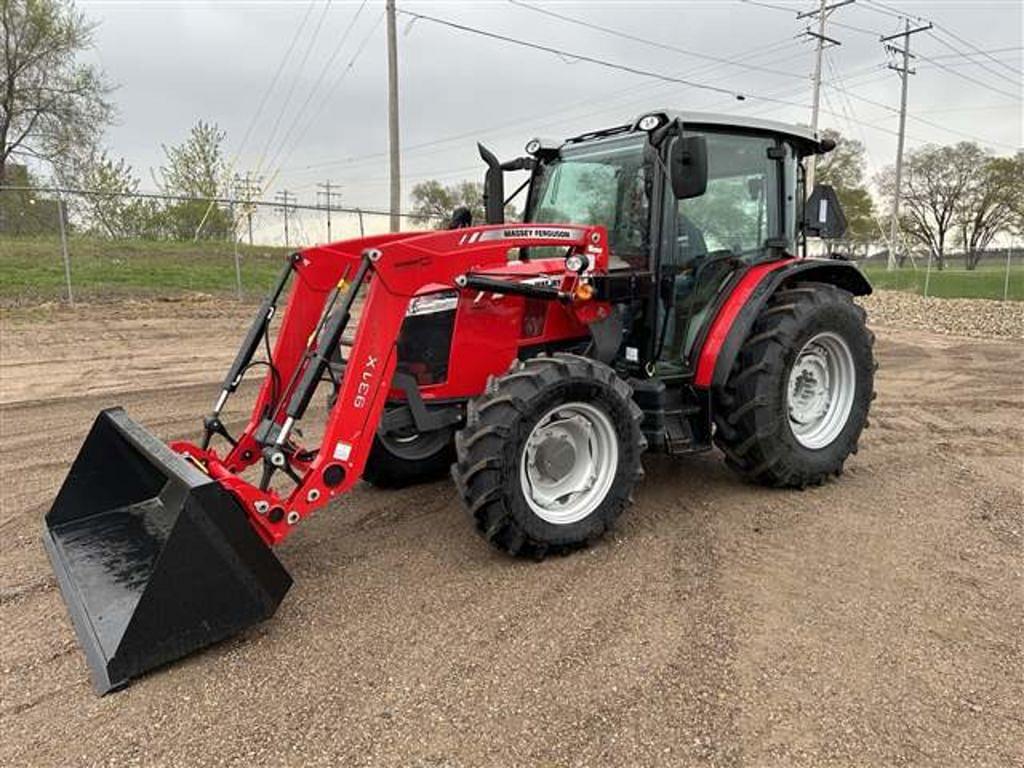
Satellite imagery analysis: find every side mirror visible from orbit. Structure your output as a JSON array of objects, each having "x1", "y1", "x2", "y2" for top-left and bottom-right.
[
  {"x1": 670, "y1": 135, "x2": 708, "y2": 200},
  {"x1": 803, "y1": 184, "x2": 847, "y2": 239},
  {"x1": 478, "y1": 143, "x2": 504, "y2": 224}
]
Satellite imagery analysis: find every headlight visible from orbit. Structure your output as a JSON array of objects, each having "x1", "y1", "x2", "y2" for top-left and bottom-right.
[
  {"x1": 525, "y1": 139, "x2": 541, "y2": 154},
  {"x1": 564, "y1": 254, "x2": 589, "y2": 274},
  {"x1": 406, "y1": 291, "x2": 458, "y2": 317},
  {"x1": 638, "y1": 114, "x2": 664, "y2": 131}
]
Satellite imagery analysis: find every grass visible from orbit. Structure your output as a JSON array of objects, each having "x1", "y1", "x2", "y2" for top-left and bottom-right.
[
  {"x1": 2, "y1": 235, "x2": 1022, "y2": 305},
  {"x1": 859, "y1": 261, "x2": 1023, "y2": 301},
  {"x1": 0, "y1": 235, "x2": 290, "y2": 305}
]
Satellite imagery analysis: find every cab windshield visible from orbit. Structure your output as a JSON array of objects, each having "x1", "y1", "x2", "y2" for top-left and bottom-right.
[{"x1": 527, "y1": 135, "x2": 649, "y2": 268}]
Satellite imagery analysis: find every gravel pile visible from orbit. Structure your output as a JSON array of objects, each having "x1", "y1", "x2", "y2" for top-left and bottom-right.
[{"x1": 860, "y1": 289, "x2": 1023, "y2": 340}]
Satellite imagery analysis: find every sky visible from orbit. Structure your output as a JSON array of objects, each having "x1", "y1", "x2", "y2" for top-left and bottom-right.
[{"x1": 75, "y1": 0, "x2": 1022, "y2": 243}]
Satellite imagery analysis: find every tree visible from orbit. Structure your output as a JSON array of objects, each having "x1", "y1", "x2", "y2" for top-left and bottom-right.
[
  {"x1": 1, "y1": 0, "x2": 113, "y2": 183},
  {"x1": 60, "y1": 147, "x2": 158, "y2": 238},
  {"x1": 815, "y1": 128, "x2": 876, "y2": 251},
  {"x1": 956, "y1": 153, "x2": 1018, "y2": 269},
  {"x1": 410, "y1": 179, "x2": 518, "y2": 229},
  {"x1": 875, "y1": 143, "x2": 978, "y2": 270},
  {"x1": 156, "y1": 120, "x2": 231, "y2": 240},
  {"x1": 0, "y1": 162, "x2": 59, "y2": 234},
  {"x1": 988, "y1": 152, "x2": 1024, "y2": 238}
]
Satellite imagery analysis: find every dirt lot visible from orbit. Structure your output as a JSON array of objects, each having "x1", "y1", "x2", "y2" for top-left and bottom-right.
[{"x1": 1, "y1": 296, "x2": 1021, "y2": 767}]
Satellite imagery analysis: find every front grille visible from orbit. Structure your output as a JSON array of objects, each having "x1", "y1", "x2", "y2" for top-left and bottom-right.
[{"x1": 396, "y1": 310, "x2": 456, "y2": 386}]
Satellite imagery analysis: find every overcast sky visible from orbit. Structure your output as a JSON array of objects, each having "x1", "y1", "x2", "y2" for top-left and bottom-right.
[{"x1": 76, "y1": 0, "x2": 1022, "y2": 240}]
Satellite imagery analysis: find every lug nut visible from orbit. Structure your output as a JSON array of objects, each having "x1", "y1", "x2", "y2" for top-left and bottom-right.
[
  {"x1": 306, "y1": 488, "x2": 321, "y2": 503},
  {"x1": 254, "y1": 500, "x2": 270, "y2": 515},
  {"x1": 286, "y1": 511, "x2": 300, "y2": 525}
]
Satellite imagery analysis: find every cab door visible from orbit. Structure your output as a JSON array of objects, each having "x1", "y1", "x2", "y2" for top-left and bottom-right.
[{"x1": 656, "y1": 130, "x2": 787, "y2": 375}]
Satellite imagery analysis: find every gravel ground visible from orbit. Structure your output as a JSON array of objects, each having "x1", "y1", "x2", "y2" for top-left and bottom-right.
[
  {"x1": 860, "y1": 289, "x2": 1023, "y2": 339},
  {"x1": 1, "y1": 297, "x2": 1021, "y2": 767}
]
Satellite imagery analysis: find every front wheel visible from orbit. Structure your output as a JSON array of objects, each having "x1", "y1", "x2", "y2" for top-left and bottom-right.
[
  {"x1": 714, "y1": 282, "x2": 875, "y2": 488},
  {"x1": 452, "y1": 354, "x2": 646, "y2": 558}
]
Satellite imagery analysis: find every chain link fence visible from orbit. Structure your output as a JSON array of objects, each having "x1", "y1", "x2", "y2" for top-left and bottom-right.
[
  {"x1": 1, "y1": 186, "x2": 1021, "y2": 306},
  {"x1": 857, "y1": 245, "x2": 1023, "y2": 301},
  {"x1": 0, "y1": 186, "x2": 429, "y2": 306}
]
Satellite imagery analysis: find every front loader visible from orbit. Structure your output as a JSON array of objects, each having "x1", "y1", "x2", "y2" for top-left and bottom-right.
[{"x1": 44, "y1": 111, "x2": 875, "y2": 693}]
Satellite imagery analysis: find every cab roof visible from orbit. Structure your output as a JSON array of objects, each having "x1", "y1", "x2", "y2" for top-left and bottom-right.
[{"x1": 563, "y1": 110, "x2": 828, "y2": 155}]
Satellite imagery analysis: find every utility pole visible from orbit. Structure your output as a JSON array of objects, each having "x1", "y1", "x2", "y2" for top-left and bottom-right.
[
  {"x1": 317, "y1": 181, "x2": 340, "y2": 242},
  {"x1": 274, "y1": 190, "x2": 297, "y2": 248},
  {"x1": 56, "y1": 195, "x2": 73, "y2": 306},
  {"x1": 233, "y1": 172, "x2": 263, "y2": 245},
  {"x1": 882, "y1": 19, "x2": 933, "y2": 271},
  {"x1": 800, "y1": 0, "x2": 852, "y2": 194},
  {"x1": 386, "y1": 0, "x2": 401, "y2": 233},
  {"x1": 229, "y1": 196, "x2": 242, "y2": 300}
]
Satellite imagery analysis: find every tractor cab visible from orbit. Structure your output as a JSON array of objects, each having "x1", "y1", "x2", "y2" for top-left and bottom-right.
[{"x1": 481, "y1": 111, "x2": 839, "y2": 378}]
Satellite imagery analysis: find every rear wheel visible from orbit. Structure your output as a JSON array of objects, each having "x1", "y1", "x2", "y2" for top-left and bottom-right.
[
  {"x1": 362, "y1": 425, "x2": 454, "y2": 489},
  {"x1": 714, "y1": 282, "x2": 875, "y2": 488},
  {"x1": 452, "y1": 354, "x2": 646, "y2": 558}
]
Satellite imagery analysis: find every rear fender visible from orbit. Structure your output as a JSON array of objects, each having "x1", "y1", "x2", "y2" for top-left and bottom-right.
[{"x1": 694, "y1": 259, "x2": 871, "y2": 393}]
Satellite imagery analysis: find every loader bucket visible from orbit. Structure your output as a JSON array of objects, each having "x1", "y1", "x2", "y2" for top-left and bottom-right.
[{"x1": 43, "y1": 408, "x2": 292, "y2": 694}]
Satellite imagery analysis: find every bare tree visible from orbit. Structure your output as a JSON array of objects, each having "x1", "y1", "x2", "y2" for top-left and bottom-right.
[
  {"x1": 876, "y1": 143, "x2": 977, "y2": 270},
  {"x1": 956, "y1": 153, "x2": 1017, "y2": 269},
  {"x1": 1, "y1": 0, "x2": 113, "y2": 182},
  {"x1": 988, "y1": 152, "x2": 1024, "y2": 238}
]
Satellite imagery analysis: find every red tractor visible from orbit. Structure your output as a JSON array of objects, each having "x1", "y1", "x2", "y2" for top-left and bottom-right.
[{"x1": 44, "y1": 111, "x2": 874, "y2": 693}]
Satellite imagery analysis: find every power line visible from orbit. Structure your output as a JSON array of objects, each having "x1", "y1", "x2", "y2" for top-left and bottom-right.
[
  {"x1": 260, "y1": 0, "x2": 372, "y2": 188},
  {"x1": 508, "y1": 0, "x2": 807, "y2": 81},
  {"x1": 191, "y1": 1, "x2": 319, "y2": 246},
  {"x1": 926, "y1": 45, "x2": 1022, "y2": 61},
  {"x1": 396, "y1": 9, "x2": 748, "y2": 100},
  {"x1": 926, "y1": 28, "x2": 1018, "y2": 88},
  {"x1": 860, "y1": 0, "x2": 923, "y2": 23},
  {"x1": 829, "y1": 18, "x2": 886, "y2": 37},
  {"x1": 272, "y1": 9, "x2": 384, "y2": 179},
  {"x1": 914, "y1": 49, "x2": 1020, "y2": 101},
  {"x1": 919, "y1": 54, "x2": 1021, "y2": 70},
  {"x1": 822, "y1": 51, "x2": 907, "y2": 257},
  {"x1": 231, "y1": 0, "x2": 316, "y2": 163},
  {"x1": 736, "y1": 0, "x2": 799, "y2": 13},
  {"x1": 826, "y1": 67, "x2": 1020, "y2": 149},
  {"x1": 284, "y1": 60, "x2": 894, "y2": 189},
  {"x1": 254, "y1": 0, "x2": 336, "y2": 178},
  {"x1": 915, "y1": 103, "x2": 1020, "y2": 115},
  {"x1": 279, "y1": 36, "x2": 802, "y2": 177}
]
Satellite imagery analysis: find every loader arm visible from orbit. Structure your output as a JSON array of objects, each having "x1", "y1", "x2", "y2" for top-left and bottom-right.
[{"x1": 173, "y1": 223, "x2": 610, "y2": 545}]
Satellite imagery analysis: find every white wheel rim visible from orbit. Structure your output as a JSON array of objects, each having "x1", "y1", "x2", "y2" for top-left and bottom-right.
[
  {"x1": 787, "y1": 331, "x2": 856, "y2": 450},
  {"x1": 519, "y1": 402, "x2": 619, "y2": 525}
]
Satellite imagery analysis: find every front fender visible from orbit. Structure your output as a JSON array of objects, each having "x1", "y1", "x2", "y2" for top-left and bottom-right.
[{"x1": 694, "y1": 259, "x2": 871, "y2": 392}]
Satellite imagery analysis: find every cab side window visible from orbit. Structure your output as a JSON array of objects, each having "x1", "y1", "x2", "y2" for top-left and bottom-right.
[{"x1": 678, "y1": 132, "x2": 777, "y2": 265}]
